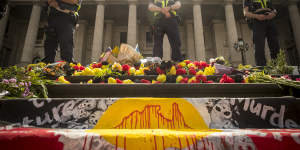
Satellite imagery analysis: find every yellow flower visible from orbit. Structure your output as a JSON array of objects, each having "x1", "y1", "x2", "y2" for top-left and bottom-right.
[
  {"x1": 69, "y1": 63, "x2": 76, "y2": 67},
  {"x1": 238, "y1": 64, "x2": 244, "y2": 70},
  {"x1": 187, "y1": 63, "x2": 196, "y2": 69},
  {"x1": 152, "y1": 80, "x2": 159, "y2": 84},
  {"x1": 57, "y1": 76, "x2": 70, "y2": 84},
  {"x1": 178, "y1": 62, "x2": 186, "y2": 68},
  {"x1": 112, "y1": 63, "x2": 122, "y2": 71},
  {"x1": 135, "y1": 69, "x2": 144, "y2": 76},
  {"x1": 176, "y1": 75, "x2": 183, "y2": 83},
  {"x1": 168, "y1": 66, "x2": 177, "y2": 75},
  {"x1": 93, "y1": 68, "x2": 103, "y2": 74},
  {"x1": 73, "y1": 71, "x2": 81, "y2": 76},
  {"x1": 188, "y1": 77, "x2": 197, "y2": 83},
  {"x1": 196, "y1": 70, "x2": 204, "y2": 76},
  {"x1": 244, "y1": 77, "x2": 249, "y2": 83},
  {"x1": 204, "y1": 65, "x2": 215, "y2": 76},
  {"x1": 123, "y1": 79, "x2": 134, "y2": 84},
  {"x1": 87, "y1": 79, "x2": 93, "y2": 84},
  {"x1": 157, "y1": 74, "x2": 167, "y2": 83},
  {"x1": 82, "y1": 67, "x2": 95, "y2": 76},
  {"x1": 101, "y1": 65, "x2": 109, "y2": 69},
  {"x1": 108, "y1": 77, "x2": 116, "y2": 84},
  {"x1": 128, "y1": 67, "x2": 136, "y2": 75},
  {"x1": 112, "y1": 46, "x2": 119, "y2": 57}
]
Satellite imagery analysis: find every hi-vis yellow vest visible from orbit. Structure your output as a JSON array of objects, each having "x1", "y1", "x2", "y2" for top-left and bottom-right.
[
  {"x1": 253, "y1": 0, "x2": 269, "y2": 8},
  {"x1": 154, "y1": 0, "x2": 177, "y2": 16}
]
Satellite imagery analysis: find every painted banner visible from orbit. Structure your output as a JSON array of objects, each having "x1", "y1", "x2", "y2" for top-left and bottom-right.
[
  {"x1": 0, "y1": 98, "x2": 299, "y2": 129},
  {"x1": 1, "y1": 97, "x2": 300, "y2": 149},
  {"x1": 1, "y1": 127, "x2": 300, "y2": 150}
]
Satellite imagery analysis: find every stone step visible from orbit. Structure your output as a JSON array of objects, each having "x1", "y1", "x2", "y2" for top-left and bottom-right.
[
  {"x1": 47, "y1": 83, "x2": 285, "y2": 98},
  {"x1": 1, "y1": 127, "x2": 300, "y2": 150}
]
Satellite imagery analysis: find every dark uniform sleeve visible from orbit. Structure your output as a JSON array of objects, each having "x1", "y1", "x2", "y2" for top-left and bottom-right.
[
  {"x1": 244, "y1": 0, "x2": 252, "y2": 8},
  {"x1": 268, "y1": 0, "x2": 274, "y2": 10}
]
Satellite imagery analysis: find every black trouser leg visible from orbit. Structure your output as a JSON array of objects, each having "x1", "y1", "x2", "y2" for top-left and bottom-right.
[
  {"x1": 56, "y1": 14, "x2": 75, "y2": 63},
  {"x1": 165, "y1": 18, "x2": 182, "y2": 61},
  {"x1": 153, "y1": 24, "x2": 164, "y2": 58},
  {"x1": 43, "y1": 17, "x2": 58, "y2": 64},
  {"x1": 266, "y1": 21, "x2": 280, "y2": 60},
  {"x1": 253, "y1": 21, "x2": 267, "y2": 66}
]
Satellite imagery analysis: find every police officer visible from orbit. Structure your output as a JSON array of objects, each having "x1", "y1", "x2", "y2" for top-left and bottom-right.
[
  {"x1": 42, "y1": 0, "x2": 81, "y2": 63},
  {"x1": 243, "y1": 0, "x2": 280, "y2": 66},
  {"x1": 148, "y1": 0, "x2": 183, "y2": 62}
]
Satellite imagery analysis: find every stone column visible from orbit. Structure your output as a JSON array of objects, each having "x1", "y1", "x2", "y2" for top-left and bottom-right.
[
  {"x1": 0, "y1": 6, "x2": 9, "y2": 50},
  {"x1": 193, "y1": 1, "x2": 206, "y2": 61},
  {"x1": 163, "y1": 34, "x2": 171, "y2": 60},
  {"x1": 127, "y1": 0, "x2": 137, "y2": 47},
  {"x1": 288, "y1": 0, "x2": 300, "y2": 60},
  {"x1": 212, "y1": 20, "x2": 230, "y2": 60},
  {"x1": 91, "y1": 2, "x2": 105, "y2": 63},
  {"x1": 185, "y1": 20, "x2": 196, "y2": 60},
  {"x1": 74, "y1": 20, "x2": 88, "y2": 63},
  {"x1": 225, "y1": 0, "x2": 240, "y2": 65},
  {"x1": 103, "y1": 20, "x2": 114, "y2": 49},
  {"x1": 239, "y1": 21, "x2": 256, "y2": 65},
  {"x1": 20, "y1": 4, "x2": 41, "y2": 65}
]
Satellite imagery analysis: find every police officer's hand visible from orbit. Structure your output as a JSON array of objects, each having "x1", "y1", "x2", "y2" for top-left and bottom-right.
[
  {"x1": 255, "y1": 14, "x2": 266, "y2": 21},
  {"x1": 161, "y1": 7, "x2": 171, "y2": 18},
  {"x1": 265, "y1": 12, "x2": 276, "y2": 20}
]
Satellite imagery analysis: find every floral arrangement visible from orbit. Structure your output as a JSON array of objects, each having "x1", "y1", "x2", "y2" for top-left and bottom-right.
[
  {"x1": 0, "y1": 64, "x2": 55, "y2": 98},
  {"x1": 0, "y1": 55, "x2": 299, "y2": 99},
  {"x1": 264, "y1": 50, "x2": 294, "y2": 75}
]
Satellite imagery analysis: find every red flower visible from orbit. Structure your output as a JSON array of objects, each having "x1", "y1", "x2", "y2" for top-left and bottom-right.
[
  {"x1": 122, "y1": 64, "x2": 130, "y2": 72},
  {"x1": 193, "y1": 61, "x2": 201, "y2": 67},
  {"x1": 184, "y1": 60, "x2": 191, "y2": 65},
  {"x1": 156, "y1": 67, "x2": 165, "y2": 74},
  {"x1": 91, "y1": 63, "x2": 98, "y2": 68},
  {"x1": 116, "y1": 78, "x2": 123, "y2": 84},
  {"x1": 281, "y1": 75, "x2": 291, "y2": 80},
  {"x1": 180, "y1": 77, "x2": 188, "y2": 83},
  {"x1": 199, "y1": 61, "x2": 209, "y2": 70},
  {"x1": 219, "y1": 74, "x2": 235, "y2": 83},
  {"x1": 79, "y1": 66, "x2": 85, "y2": 70},
  {"x1": 141, "y1": 79, "x2": 151, "y2": 84},
  {"x1": 97, "y1": 63, "x2": 102, "y2": 68},
  {"x1": 296, "y1": 78, "x2": 300, "y2": 81},
  {"x1": 176, "y1": 64, "x2": 182, "y2": 69},
  {"x1": 153, "y1": 81, "x2": 161, "y2": 84},
  {"x1": 194, "y1": 61, "x2": 208, "y2": 69},
  {"x1": 196, "y1": 75, "x2": 207, "y2": 83},
  {"x1": 73, "y1": 65, "x2": 79, "y2": 70},
  {"x1": 190, "y1": 80, "x2": 199, "y2": 83},
  {"x1": 176, "y1": 68, "x2": 186, "y2": 75},
  {"x1": 189, "y1": 69, "x2": 197, "y2": 75}
]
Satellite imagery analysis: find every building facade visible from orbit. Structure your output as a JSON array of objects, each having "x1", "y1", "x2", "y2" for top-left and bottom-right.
[{"x1": 0, "y1": 0, "x2": 299, "y2": 66}]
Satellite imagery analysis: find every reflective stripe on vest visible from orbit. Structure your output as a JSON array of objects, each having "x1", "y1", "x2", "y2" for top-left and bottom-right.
[
  {"x1": 154, "y1": 0, "x2": 177, "y2": 16},
  {"x1": 253, "y1": 0, "x2": 268, "y2": 8}
]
